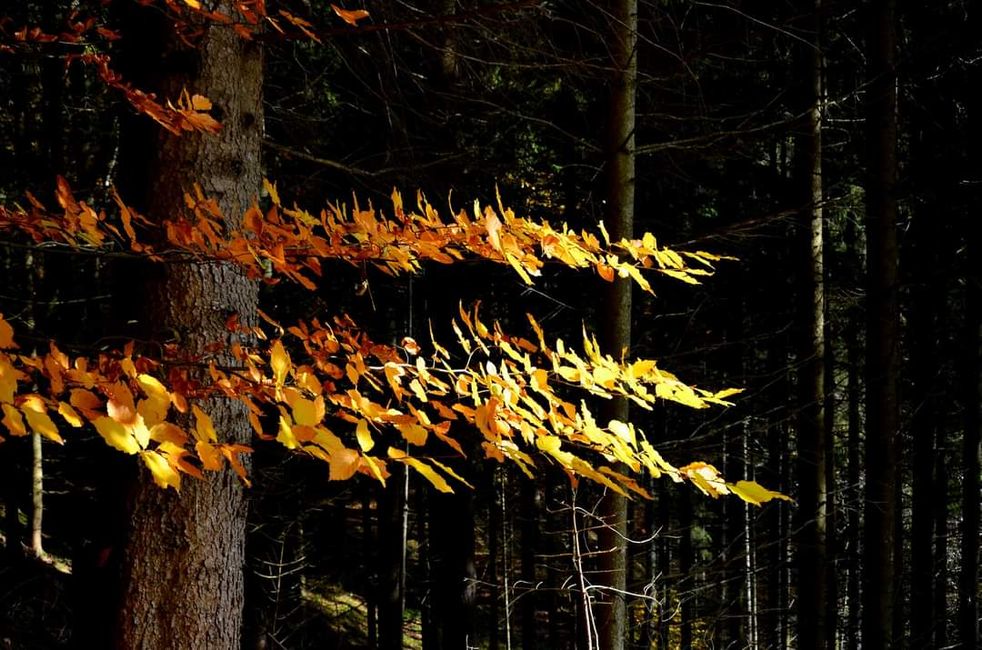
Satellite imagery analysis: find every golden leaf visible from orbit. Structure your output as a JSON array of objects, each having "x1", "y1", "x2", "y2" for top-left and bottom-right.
[
  {"x1": 141, "y1": 450, "x2": 181, "y2": 491},
  {"x1": 0, "y1": 315, "x2": 17, "y2": 349},
  {"x1": 93, "y1": 416, "x2": 140, "y2": 454},
  {"x1": 270, "y1": 339, "x2": 291, "y2": 387},
  {"x1": 2, "y1": 403, "x2": 27, "y2": 436},
  {"x1": 330, "y1": 447, "x2": 361, "y2": 481},
  {"x1": 192, "y1": 404, "x2": 218, "y2": 443},
  {"x1": 728, "y1": 480, "x2": 793, "y2": 506}
]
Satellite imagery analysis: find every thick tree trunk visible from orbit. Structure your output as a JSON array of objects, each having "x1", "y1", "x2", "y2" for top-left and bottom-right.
[
  {"x1": 594, "y1": 0, "x2": 636, "y2": 646},
  {"x1": 862, "y1": 2, "x2": 900, "y2": 649},
  {"x1": 794, "y1": 3, "x2": 828, "y2": 647},
  {"x1": 113, "y1": 3, "x2": 262, "y2": 648}
]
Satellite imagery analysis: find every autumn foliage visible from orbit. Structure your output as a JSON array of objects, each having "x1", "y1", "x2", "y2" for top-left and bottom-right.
[{"x1": 0, "y1": 0, "x2": 788, "y2": 506}]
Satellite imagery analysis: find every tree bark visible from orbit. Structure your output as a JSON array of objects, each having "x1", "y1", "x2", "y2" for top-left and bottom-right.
[
  {"x1": 862, "y1": 1, "x2": 900, "y2": 649},
  {"x1": 113, "y1": 3, "x2": 262, "y2": 648},
  {"x1": 594, "y1": 0, "x2": 637, "y2": 645},
  {"x1": 794, "y1": 2, "x2": 828, "y2": 647}
]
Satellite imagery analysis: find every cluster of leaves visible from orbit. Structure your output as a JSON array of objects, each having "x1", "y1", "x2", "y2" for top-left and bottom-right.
[
  {"x1": 1, "y1": 189, "x2": 789, "y2": 503},
  {"x1": 2, "y1": 178, "x2": 723, "y2": 294},
  {"x1": 0, "y1": 1, "x2": 368, "y2": 140},
  {"x1": 0, "y1": 273, "x2": 787, "y2": 506},
  {"x1": 0, "y1": 0, "x2": 786, "y2": 505}
]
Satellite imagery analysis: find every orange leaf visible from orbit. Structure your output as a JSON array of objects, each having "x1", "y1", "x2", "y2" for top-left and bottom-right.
[
  {"x1": 331, "y1": 4, "x2": 370, "y2": 26},
  {"x1": 0, "y1": 315, "x2": 17, "y2": 349}
]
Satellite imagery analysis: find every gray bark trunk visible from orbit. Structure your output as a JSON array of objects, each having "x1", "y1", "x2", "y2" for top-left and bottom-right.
[{"x1": 114, "y1": 3, "x2": 262, "y2": 648}]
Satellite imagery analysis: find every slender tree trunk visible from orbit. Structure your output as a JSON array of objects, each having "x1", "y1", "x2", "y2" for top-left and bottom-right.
[
  {"x1": 908, "y1": 128, "x2": 943, "y2": 650},
  {"x1": 29, "y1": 431, "x2": 42, "y2": 558},
  {"x1": 379, "y1": 466, "x2": 407, "y2": 650},
  {"x1": 488, "y1": 469, "x2": 501, "y2": 650},
  {"x1": 794, "y1": 3, "x2": 828, "y2": 647},
  {"x1": 678, "y1": 490, "x2": 693, "y2": 650},
  {"x1": 845, "y1": 212, "x2": 863, "y2": 650},
  {"x1": 520, "y1": 479, "x2": 540, "y2": 649},
  {"x1": 960, "y1": 227, "x2": 980, "y2": 650},
  {"x1": 594, "y1": 0, "x2": 637, "y2": 645},
  {"x1": 113, "y1": 3, "x2": 262, "y2": 648},
  {"x1": 862, "y1": 2, "x2": 900, "y2": 649}
]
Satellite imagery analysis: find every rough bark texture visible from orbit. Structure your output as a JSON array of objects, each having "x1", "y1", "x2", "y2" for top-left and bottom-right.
[
  {"x1": 113, "y1": 2, "x2": 262, "y2": 648},
  {"x1": 795, "y1": 2, "x2": 828, "y2": 647},
  {"x1": 594, "y1": 0, "x2": 636, "y2": 646},
  {"x1": 862, "y1": 1, "x2": 900, "y2": 649}
]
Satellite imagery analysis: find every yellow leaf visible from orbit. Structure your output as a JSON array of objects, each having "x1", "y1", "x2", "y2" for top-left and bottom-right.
[
  {"x1": 713, "y1": 387, "x2": 745, "y2": 400},
  {"x1": 137, "y1": 374, "x2": 170, "y2": 425},
  {"x1": 292, "y1": 396, "x2": 324, "y2": 427},
  {"x1": 149, "y1": 422, "x2": 188, "y2": 446},
  {"x1": 2, "y1": 403, "x2": 27, "y2": 436},
  {"x1": 0, "y1": 314, "x2": 17, "y2": 349},
  {"x1": 728, "y1": 480, "x2": 793, "y2": 506},
  {"x1": 401, "y1": 455, "x2": 453, "y2": 493},
  {"x1": 93, "y1": 416, "x2": 140, "y2": 454},
  {"x1": 141, "y1": 450, "x2": 181, "y2": 491},
  {"x1": 277, "y1": 415, "x2": 299, "y2": 450},
  {"x1": 681, "y1": 462, "x2": 729, "y2": 498},
  {"x1": 22, "y1": 403, "x2": 63, "y2": 444},
  {"x1": 263, "y1": 178, "x2": 281, "y2": 206},
  {"x1": 330, "y1": 447, "x2": 361, "y2": 481},
  {"x1": 397, "y1": 421, "x2": 428, "y2": 446},
  {"x1": 1, "y1": 356, "x2": 24, "y2": 403},
  {"x1": 192, "y1": 404, "x2": 218, "y2": 443},
  {"x1": 355, "y1": 419, "x2": 374, "y2": 452},
  {"x1": 361, "y1": 454, "x2": 387, "y2": 485},
  {"x1": 270, "y1": 340, "x2": 291, "y2": 387},
  {"x1": 70, "y1": 388, "x2": 102, "y2": 419},
  {"x1": 196, "y1": 440, "x2": 223, "y2": 471},
  {"x1": 384, "y1": 362, "x2": 405, "y2": 401},
  {"x1": 57, "y1": 402, "x2": 84, "y2": 427},
  {"x1": 608, "y1": 419, "x2": 636, "y2": 448}
]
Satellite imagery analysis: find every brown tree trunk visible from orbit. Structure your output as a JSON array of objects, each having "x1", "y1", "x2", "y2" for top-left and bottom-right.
[
  {"x1": 594, "y1": 0, "x2": 636, "y2": 645},
  {"x1": 862, "y1": 1, "x2": 900, "y2": 649},
  {"x1": 794, "y1": 2, "x2": 828, "y2": 647},
  {"x1": 113, "y1": 3, "x2": 262, "y2": 648}
]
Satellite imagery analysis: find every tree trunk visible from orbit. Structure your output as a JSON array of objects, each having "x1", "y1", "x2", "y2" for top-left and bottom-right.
[
  {"x1": 594, "y1": 0, "x2": 637, "y2": 645},
  {"x1": 378, "y1": 465, "x2": 407, "y2": 650},
  {"x1": 862, "y1": 1, "x2": 900, "y2": 649},
  {"x1": 959, "y1": 225, "x2": 980, "y2": 650},
  {"x1": 113, "y1": 3, "x2": 262, "y2": 648},
  {"x1": 794, "y1": 2, "x2": 828, "y2": 647},
  {"x1": 429, "y1": 489, "x2": 478, "y2": 649},
  {"x1": 520, "y1": 479, "x2": 540, "y2": 649},
  {"x1": 845, "y1": 212, "x2": 863, "y2": 650}
]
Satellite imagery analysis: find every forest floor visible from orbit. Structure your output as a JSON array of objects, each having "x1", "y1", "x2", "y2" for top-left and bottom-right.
[{"x1": 0, "y1": 545, "x2": 421, "y2": 649}]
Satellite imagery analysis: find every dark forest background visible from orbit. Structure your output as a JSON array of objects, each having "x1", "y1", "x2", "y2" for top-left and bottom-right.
[{"x1": 0, "y1": 1, "x2": 979, "y2": 649}]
